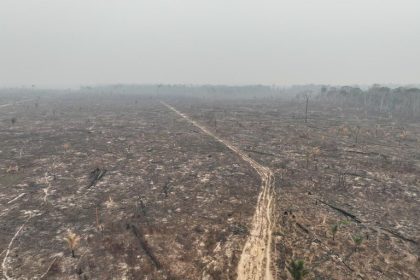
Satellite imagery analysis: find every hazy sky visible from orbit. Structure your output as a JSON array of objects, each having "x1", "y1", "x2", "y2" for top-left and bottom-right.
[{"x1": 1, "y1": 0, "x2": 419, "y2": 87}]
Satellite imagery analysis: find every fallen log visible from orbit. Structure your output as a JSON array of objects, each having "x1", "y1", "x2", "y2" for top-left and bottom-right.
[
  {"x1": 318, "y1": 199, "x2": 361, "y2": 223},
  {"x1": 379, "y1": 227, "x2": 417, "y2": 244},
  {"x1": 296, "y1": 222, "x2": 309, "y2": 234},
  {"x1": 129, "y1": 224, "x2": 162, "y2": 270},
  {"x1": 343, "y1": 171, "x2": 367, "y2": 178},
  {"x1": 87, "y1": 168, "x2": 107, "y2": 188},
  {"x1": 316, "y1": 198, "x2": 417, "y2": 245},
  {"x1": 344, "y1": 149, "x2": 382, "y2": 157}
]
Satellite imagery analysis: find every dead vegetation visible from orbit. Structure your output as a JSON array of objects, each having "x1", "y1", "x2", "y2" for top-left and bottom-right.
[
  {"x1": 64, "y1": 230, "x2": 81, "y2": 258},
  {"x1": 0, "y1": 93, "x2": 259, "y2": 279},
  {"x1": 179, "y1": 95, "x2": 419, "y2": 279},
  {"x1": 0, "y1": 89, "x2": 419, "y2": 279}
]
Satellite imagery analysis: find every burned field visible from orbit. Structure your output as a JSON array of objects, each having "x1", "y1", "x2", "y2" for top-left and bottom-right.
[
  {"x1": 0, "y1": 94, "x2": 259, "y2": 279},
  {"x1": 0, "y1": 91, "x2": 419, "y2": 279},
  {"x1": 176, "y1": 97, "x2": 420, "y2": 279}
]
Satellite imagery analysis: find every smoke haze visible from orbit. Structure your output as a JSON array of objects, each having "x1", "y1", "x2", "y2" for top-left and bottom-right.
[{"x1": 1, "y1": 0, "x2": 419, "y2": 87}]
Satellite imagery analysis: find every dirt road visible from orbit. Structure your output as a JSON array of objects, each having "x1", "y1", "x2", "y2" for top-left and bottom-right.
[{"x1": 162, "y1": 102, "x2": 276, "y2": 280}]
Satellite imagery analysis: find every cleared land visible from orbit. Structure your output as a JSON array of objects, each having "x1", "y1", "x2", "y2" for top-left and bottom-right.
[
  {"x1": 0, "y1": 92, "x2": 419, "y2": 279},
  {"x1": 176, "y1": 96, "x2": 420, "y2": 279}
]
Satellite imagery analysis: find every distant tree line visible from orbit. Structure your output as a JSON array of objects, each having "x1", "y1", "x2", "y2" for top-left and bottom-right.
[
  {"x1": 317, "y1": 85, "x2": 420, "y2": 119},
  {"x1": 83, "y1": 84, "x2": 287, "y2": 100}
]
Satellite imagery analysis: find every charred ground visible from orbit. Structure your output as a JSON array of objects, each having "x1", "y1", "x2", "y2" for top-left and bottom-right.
[
  {"x1": 0, "y1": 93, "x2": 259, "y2": 279},
  {"x1": 0, "y1": 89, "x2": 419, "y2": 279}
]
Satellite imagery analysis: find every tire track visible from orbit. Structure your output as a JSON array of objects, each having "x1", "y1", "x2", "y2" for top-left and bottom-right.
[{"x1": 161, "y1": 102, "x2": 275, "y2": 280}]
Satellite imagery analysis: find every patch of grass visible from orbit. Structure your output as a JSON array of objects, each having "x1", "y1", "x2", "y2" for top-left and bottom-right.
[
  {"x1": 287, "y1": 259, "x2": 309, "y2": 280},
  {"x1": 330, "y1": 220, "x2": 349, "y2": 240},
  {"x1": 352, "y1": 234, "x2": 364, "y2": 251}
]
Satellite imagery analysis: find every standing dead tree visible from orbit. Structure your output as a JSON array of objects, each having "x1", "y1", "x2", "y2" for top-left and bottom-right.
[{"x1": 353, "y1": 126, "x2": 361, "y2": 144}]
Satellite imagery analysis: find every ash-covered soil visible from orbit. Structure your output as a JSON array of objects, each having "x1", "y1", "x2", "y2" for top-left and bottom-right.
[
  {"x1": 0, "y1": 94, "x2": 259, "y2": 279},
  {"x1": 178, "y1": 97, "x2": 420, "y2": 279},
  {"x1": 1, "y1": 92, "x2": 419, "y2": 280}
]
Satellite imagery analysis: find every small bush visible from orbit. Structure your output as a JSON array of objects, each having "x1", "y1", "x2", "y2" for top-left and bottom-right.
[{"x1": 287, "y1": 259, "x2": 309, "y2": 280}]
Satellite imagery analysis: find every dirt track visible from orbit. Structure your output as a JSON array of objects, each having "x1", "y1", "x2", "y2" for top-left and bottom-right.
[{"x1": 162, "y1": 102, "x2": 276, "y2": 280}]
